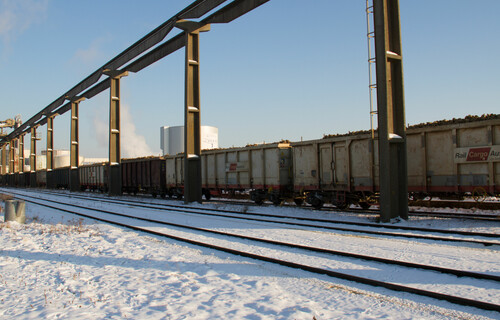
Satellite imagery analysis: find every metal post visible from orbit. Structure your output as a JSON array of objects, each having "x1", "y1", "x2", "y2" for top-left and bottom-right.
[
  {"x1": 176, "y1": 20, "x2": 210, "y2": 203},
  {"x1": 373, "y1": 0, "x2": 408, "y2": 221},
  {"x1": 9, "y1": 140, "x2": 15, "y2": 174},
  {"x1": 30, "y1": 126, "x2": 37, "y2": 187},
  {"x1": 70, "y1": 97, "x2": 85, "y2": 192},
  {"x1": 1, "y1": 144, "x2": 6, "y2": 175},
  {"x1": 46, "y1": 116, "x2": 54, "y2": 188},
  {"x1": 18, "y1": 134, "x2": 25, "y2": 173},
  {"x1": 105, "y1": 70, "x2": 128, "y2": 196}
]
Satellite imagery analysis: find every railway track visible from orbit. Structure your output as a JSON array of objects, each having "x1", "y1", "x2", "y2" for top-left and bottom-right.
[
  {"x1": 207, "y1": 197, "x2": 500, "y2": 221},
  {"x1": 3, "y1": 189, "x2": 500, "y2": 311},
  {"x1": 2, "y1": 188, "x2": 500, "y2": 312},
  {"x1": 9, "y1": 188, "x2": 500, "y2": 246}
]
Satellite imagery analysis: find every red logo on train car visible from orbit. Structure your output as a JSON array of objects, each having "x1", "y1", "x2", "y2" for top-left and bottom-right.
[
  {"x1": 466, "y1": 147, "x2": 491, "y2": 161},
  {"x1": 229, "y1": 163, "x2": 237, "y2": 171}
]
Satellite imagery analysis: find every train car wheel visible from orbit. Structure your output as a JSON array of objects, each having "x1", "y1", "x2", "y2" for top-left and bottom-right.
[
  {"x1": 272, "y1": 198, "x2": 282, "y2": 206},
  {"x1": 359, "y1": 202, "x2": 370, "y2": 209},
  {"x1": 311, "y1": 198, "x2": 323, "y2": 210},
  {"x1": 294, "y1": 199, "x2": 304, "y2": 206},
  {"x1": 472, "y1": 187, "x2": 487, "y2": 202},
  {"x1": 203, "y1": 190, "x2": 212, "y2": 201},
  {"x1": 336, "y1": 202, "x2": 348, "y2": 210}
]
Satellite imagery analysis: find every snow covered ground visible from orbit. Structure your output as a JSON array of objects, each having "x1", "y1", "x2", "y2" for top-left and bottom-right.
[{"x1": 0, "y1": 189, "x2": 499, "y2": 319}]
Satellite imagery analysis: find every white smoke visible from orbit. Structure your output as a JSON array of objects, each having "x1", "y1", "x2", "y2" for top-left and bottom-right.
[{"x1": 93, "y1": 104, "x2": 154, "y2": 159}]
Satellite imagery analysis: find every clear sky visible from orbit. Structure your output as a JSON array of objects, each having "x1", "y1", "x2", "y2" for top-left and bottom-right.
[{"x1": 1, "y1": 0, "x2": 499, "y2": 158}]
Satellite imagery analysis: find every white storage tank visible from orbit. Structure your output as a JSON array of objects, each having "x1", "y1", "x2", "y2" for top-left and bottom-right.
[{"x1": 160, "y1": 125, "x2": 218, "y2": 155}]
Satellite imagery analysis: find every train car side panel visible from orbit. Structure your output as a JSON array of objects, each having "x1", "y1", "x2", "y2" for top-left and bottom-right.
[
  {"x1": 350, "y1": 139, "x2": 372, "y2": 190},
  {"x1": 333, "y1": 142, "x2": 348, "y2": 188},
  {"x1": 426, "y1": 130, "x2": 455, "y2": 191},
  {"x1": 292, "y1": 143, "x2": 319, "y2": 191},
  {"x1": 250, "y1": 148, "x2": 264, "y2": 188},
  {"x1": 406, "y1": 133, "x2": 426, "y2": 192},
  {"x1": 319, "y1": 143, "x2": 333, "y2": 189}
]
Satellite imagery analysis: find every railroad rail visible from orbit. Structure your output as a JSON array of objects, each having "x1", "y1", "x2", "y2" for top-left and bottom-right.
[
  {"x1": 199, "y1": 196, "x2": 500, "y2": 221},
  {"x1": 6, "y1": 188, "x2": 500, "y2": 247},
  {"x1": 2, "y1": 189, "x2": 499, "y2": 312}
]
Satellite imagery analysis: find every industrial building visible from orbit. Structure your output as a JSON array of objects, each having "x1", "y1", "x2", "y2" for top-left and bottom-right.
[{"x1": 160, "y1": 125, "x2": 218, "y2": 156}]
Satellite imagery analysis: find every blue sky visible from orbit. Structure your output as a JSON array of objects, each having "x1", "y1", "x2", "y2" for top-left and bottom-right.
[{"x1": 1, "y1": 0, "x2": 499, "y2": 158}]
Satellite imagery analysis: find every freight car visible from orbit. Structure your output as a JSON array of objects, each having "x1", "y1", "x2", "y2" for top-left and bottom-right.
[
  {"x1": 51, "y1": 167, "x2": 70, "y2": 189},
  {"x1": 164, "y1": 142, "x2": 292, "y2": 203},
  {"x1": 293, "y1": 114, "x2": 500, "y2": 208},
  {"x1": 202, "y1": 142, "x2": 292, "y2": 204},
  {"x1": 122, "y1": 157, "x2": 166, "y2": 197},
  {"x1": 1, "y1": 115, "x2": 498, "y2": 209},
  {"x1": 79, "y1": 162, "x2": 108, "y2": 192}
]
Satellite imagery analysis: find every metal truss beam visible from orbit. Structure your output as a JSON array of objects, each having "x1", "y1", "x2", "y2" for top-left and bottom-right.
[
  {"x1": 206, "y1": 0, "x2": 270, "y2": 24},
  {"x1": 373, "y1": 0, "x2": 408, "y2": 222}
]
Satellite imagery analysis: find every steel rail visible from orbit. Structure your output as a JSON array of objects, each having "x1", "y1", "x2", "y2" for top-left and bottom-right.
[
  {"x1": 7, "y1": 188, "x2": 500, "y2": 247},
  {"x1": 27, "y1": 189, "x2": 500, "y2": 239},
  {"x1": 11, "y1": 192, "x2": 500, "y2": 283},
  {"x1": 11, "y1": 193, "x2": 500, "y2": 312},
  {"x1": 34, "y1": 191, "x2": 500, "y2": 241}
]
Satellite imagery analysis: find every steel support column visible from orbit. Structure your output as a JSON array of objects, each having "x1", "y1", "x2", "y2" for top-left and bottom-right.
[
  {"x1": 9, "y1": 140, "x2": 15, "y2": 174},
  {"x1": 19, "y1": 134, "x2": 25, "y2": 173},
  {"x1": 70, "y1": 97, "x2": 85, "y2": 192},
  {"x1": 1, "y1": 144, "x2": 6, "y2": 176},
  {"x1": 176, "y1": 21, "x2": 210, "y2": 203},
  {"x1": 46, "y1": 116, "x2": 55, "y2": 188},
  {"x1": 8, "y1": 140, "x2": 15, "y2": 186},
  {"x1": 106, "y1": 71, "x2": 128, "y2": 196},
  {"x1": 30, "y1": 127, "x2": 37, "y2": 187},
  {"x1": 373, "y1": 0, "x2": 408, "y2": 221}
]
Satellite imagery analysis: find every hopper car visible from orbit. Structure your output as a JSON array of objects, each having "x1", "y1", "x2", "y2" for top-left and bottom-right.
[{"x1": 1, "y1": 115, "x2": 499, "y2": 208}]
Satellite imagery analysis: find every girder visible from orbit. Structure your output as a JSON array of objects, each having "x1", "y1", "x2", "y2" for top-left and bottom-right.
[{"x1": 1, "y1": 0, "x2": 231, "y2": 144}]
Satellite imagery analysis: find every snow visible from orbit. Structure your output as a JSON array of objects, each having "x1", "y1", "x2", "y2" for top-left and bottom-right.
[{"x1": 1, "y1": 188, "x2": 499, "y2": 319}]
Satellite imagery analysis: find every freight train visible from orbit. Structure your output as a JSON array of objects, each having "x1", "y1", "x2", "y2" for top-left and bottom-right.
[{"x1": 1, "y1": 115, "x2": 499, "y2": 208}]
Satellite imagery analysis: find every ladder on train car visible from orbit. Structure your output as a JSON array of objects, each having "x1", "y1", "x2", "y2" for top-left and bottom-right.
[{"x1": 366, "y1": 0, "x2": 377, "y2": 139}]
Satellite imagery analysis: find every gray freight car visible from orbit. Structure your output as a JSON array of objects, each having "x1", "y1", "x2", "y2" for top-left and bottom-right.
[
  {"x1": 165, "y1": 142, "x2": 293, "y2": 203},
  {"x1": 292, "y1": 114, "x2": 500, "y2": 208},
  {"x1": 79, "y1": 162, "x2": 109, "y2": 192},
  {"x1": 202, "y1": 142, "x2": 292, "y2": 204}
]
